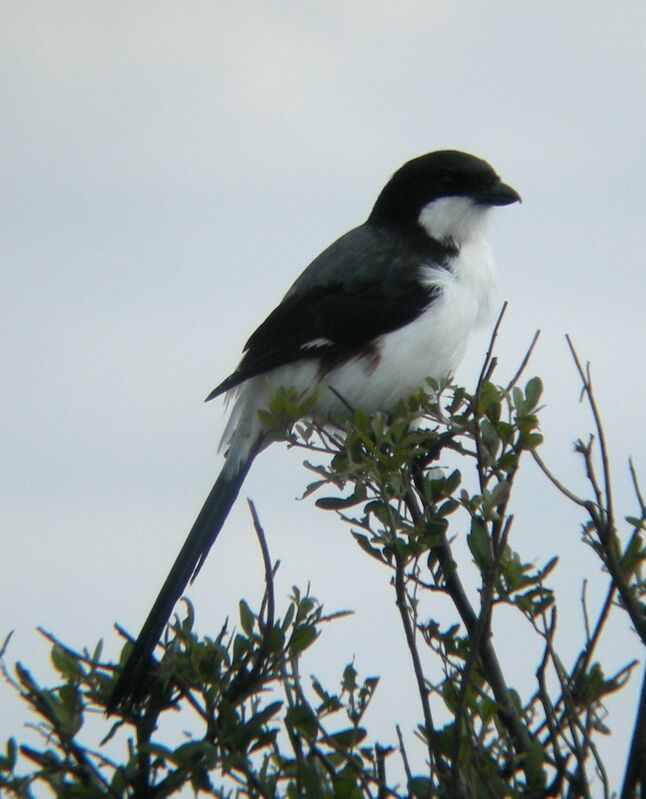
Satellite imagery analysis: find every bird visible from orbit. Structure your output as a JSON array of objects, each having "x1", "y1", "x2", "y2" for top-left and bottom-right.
[{"x1": 108, "y1": 149, "x2": 520, "y2": 710}]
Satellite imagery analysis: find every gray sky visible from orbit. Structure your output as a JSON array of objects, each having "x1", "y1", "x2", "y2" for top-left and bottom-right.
[{"x1": 2, "y1": 2, "x2": 645, "y2": 790}]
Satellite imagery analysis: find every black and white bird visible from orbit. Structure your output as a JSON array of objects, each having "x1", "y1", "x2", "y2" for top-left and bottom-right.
[{"x1": 109, "y1": 149, "x2": 520, "y2": 709}]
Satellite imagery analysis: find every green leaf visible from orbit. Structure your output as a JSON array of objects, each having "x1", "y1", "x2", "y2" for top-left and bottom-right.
[
  {"x1": 541, "y1": 556, "x2": 559, "y2": 579},
  {"x1": 289, "y1": 624, "x2": 318, "y2": 655},
  {"x1": 352, "y1": 408, "x2": 370, "y2": 431},
  {"x1": 301, "y1": 479, "x2": 328, "y2": 499},
  {"x1": 342, "y1": 662, "x2": 358, "y2": 692},
  {"x1": 509, "y1": 688, "x2": 522, "y2": 713},
  {"x1": 332, "y1": 775, "x2": 363, "y2": 799},
  {"x1": 438, "y1": 498, "x2": 460, "y2": 517},
  {"x1": 498, "y1": 451, "x2": 519, "y2": 472},
  {"x1": 268, "y1": 625, "x2": 285, "y2": 653},
  {"x1": 468, "y1": 517, "x2": 491, "y2": 570},
  {"x1": 520, "y1": 432, "x2": 544, "y2": 450},
  {"x1": 496, "y1": 420, "x2": 515, "y2": 444},
  {"x1": 621, "y1": 530, "x2": 645, "y2": 574},
  {"x1": 524, "y1": 376, "x2": 543, "y2": 412},
  {"x1": 110, "y1": 766, "x2": 128, "y2": 796},
  {"x1": 248, "y1": 700, "x2": 283, "y2": 729},
  {"x1": 488, "y1": 480, "x2": 510, "y2": 508},
  {"x1": 409, "y1": 776, "x2": 433, "y2": 798},
  {"x1": 300, "y1": 761, "x2": 325, "y2": 798},
  {"x1": 238, "y1": 600, "x2": 255, "y2": 636},
  {"x1": 477, "y1": 380, "x2": 501, "y2": 415},
  {"x1": 444, "y1": 469, "x2": 462, "y2": 494},
  {"x1": 285, "y1": 703, "x2": 317, "y2": 737},
  {"x1": 311, "y1": 677, "x2": 341, "y2": 713},
  {"x1": 479, "y1": 418, "x2": 501, "y2": 459},
  {"x1": 441, "y1": 681, "x2": 459, "y2": 712},
  {"x1": 282, "y1": 601, "x2": 296, "y2": 632},
  {"x1": 172, "y1": 740, "x2": 218, "y2": 768},
  {"x1": 316, "y1": 494, "x2": 362, "y2": 511},
  {"x1": 329, "y1": 727, "x2": 367, "y2": 748},
  {"x1": 298, "y1": 388, "x2": 319, "y2": 416},
  {"x1": 232, "y1": 633, "x2": 249, "y2": 662},
  {"x1": 50, "y1": 644, "x2": 82, "y2": 680},
  {"x1": 299, "y1": 596, "x2": 316, "y2": 616},
  {"x1": 257, "y1": 408, "x2": 276, "y2": 429},
  {"x1": 0, "y1": 738, "x2": 17, "y2": 772},
  {"x1": 512, "y1": 386, "x2": 525, "y2": 414},
  {"x1": 352, "y1": 532, "x2": 386, "y2": 562}
]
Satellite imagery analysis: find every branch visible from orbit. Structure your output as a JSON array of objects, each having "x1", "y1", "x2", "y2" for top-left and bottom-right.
[
  {"x1": 473, "y1": 304, "x2": 508, "y2": 494},
  {"x1": 393, "y1": 550, "x2": 447, "y2": 786},
  {"x1": 406, "y1": 481, "x2": 537, "y2": 788},
  {"x1": 506, "y1": 329, "x2": 542, "y2": 392},
  {"x1": 248, "y1": 499, "x2": 276, "y2": 646},
  {"x1": 450, "y1": 514, "x2": 513, "y2": 793},
  {"x1": 476, "y1": 301, "x2": 508, "y2": 390},
  {"x1": 571, "y1": 582, "x2": 617, "y2": 692},
  {"x1": 535, "y1": 609, "x2": 569, "y2": 789},
  {"x1": 396, "y1": 724, "x2": 413, "y2": 785},
  {"x1": 531, "y1": 450, "x2": 589, "y2": 508},
  {"x1": 565, "y1": 336, "x2": 614, "y2": 530},
  {"x1": 565, "y1": 337, "x2": 646, "y2": 644}
]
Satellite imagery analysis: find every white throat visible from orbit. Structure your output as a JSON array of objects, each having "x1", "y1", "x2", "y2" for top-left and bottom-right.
[{"x1": 418, "y1": 197, "x2": 490, "y2": 246}]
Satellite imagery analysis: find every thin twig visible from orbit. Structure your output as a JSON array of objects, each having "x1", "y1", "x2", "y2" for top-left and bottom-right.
[
  {"x1": 571, "y1": 582, "x2": 616, "y2": 692},
  {"x1": 531, "y1": 450, "x2": 588, "y2": 508},
  {"x1": 396, "y1": 724, "x2": 413, "y2": 785},
  {"x1": 477, "y1": 301, "x2": 508, "y2": 390},
  {"x1": 506, "y1": 329, "x2": 542, "y2": 391},
  {"x1": 248, "y1": 499, "x2": 276, "y2": 645},
  {"x1": 393, "y1": 551, "x2": 446, "y2": 783},
  {"x1": 472, "y1": 303, "x2": 508, "y2": 494},
  {"x1": 565, "y1": 336, "x2": 614, "y2": 532},
  {"x1": 628, "y1": 457, "x2": 645, "y2": 520},
  {"x1": 580, "y1": 581, "x2": 591, "y2": 643},
  {"x1": 327, "y1": 385, "x2": 356, "y2": 414},
  {"x1": 579, "y1": 436, "x2": 606, "y2": 525},
  {"x1": 535, "y1": 609, "x2": 569, "y2": 787}
]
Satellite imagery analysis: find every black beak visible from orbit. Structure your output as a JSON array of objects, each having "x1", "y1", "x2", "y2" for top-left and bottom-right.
[{"x1": 476, "y1": 180, "x2": 522, "y2": 207}]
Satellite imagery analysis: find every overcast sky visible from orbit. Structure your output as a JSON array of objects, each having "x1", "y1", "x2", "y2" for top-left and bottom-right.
[{"x1": 2, "y1": 2, "x2": 645, "y2": 790}]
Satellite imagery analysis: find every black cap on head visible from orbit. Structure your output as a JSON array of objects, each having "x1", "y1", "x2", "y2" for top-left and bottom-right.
[{"x1": 368, "y1": 150, "x2": 520, "y2": 228}]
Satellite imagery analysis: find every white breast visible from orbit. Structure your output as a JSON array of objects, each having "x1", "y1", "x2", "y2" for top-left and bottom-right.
[{"x1": 315, "y1": 235, "x2": 497, "y2": 413}]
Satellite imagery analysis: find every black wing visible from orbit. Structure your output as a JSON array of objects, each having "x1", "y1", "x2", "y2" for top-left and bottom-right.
[{"x1": 206, "y1": 223, "x2": 454, "y2": 400}]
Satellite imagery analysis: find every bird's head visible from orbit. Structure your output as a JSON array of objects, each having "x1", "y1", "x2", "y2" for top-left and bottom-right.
[{"x1": 368, "y1": 150, "x2": 521, "y2": 246}]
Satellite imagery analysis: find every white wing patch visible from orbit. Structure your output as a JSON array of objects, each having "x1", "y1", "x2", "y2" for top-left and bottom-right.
[{"x1": 300, "y1": 337, "x2": 334, "y2": 350}]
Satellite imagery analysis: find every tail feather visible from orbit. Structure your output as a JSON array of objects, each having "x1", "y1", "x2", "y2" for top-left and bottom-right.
[{"x1": 107, "y1": 453, "x2": 256, "y2": 711}]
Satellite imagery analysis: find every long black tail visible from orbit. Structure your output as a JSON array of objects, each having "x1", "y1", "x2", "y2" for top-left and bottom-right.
[{"x1": 107, "y1": 453, "x2": 255, "y2": 711}]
